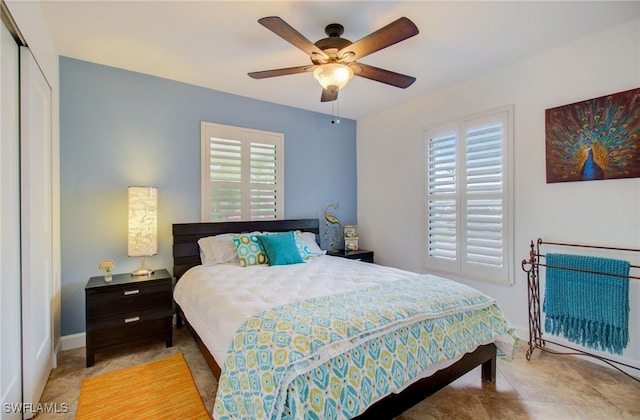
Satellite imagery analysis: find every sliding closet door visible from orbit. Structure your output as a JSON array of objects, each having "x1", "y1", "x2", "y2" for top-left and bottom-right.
[
  {"x1": 21, "y1": 46, "x2": 54, "y2": 418},
  {"x1": 0, "y1": 20, "x2": 22, "y2": 420}
]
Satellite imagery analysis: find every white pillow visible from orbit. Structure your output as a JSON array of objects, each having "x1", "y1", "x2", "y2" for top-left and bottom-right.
[
  {"x1": 301, "y1": 231, "x2": 326, "y2": 256},
  {"x1": 198, "y1": 233, "x2": 239, "y2": 266}
]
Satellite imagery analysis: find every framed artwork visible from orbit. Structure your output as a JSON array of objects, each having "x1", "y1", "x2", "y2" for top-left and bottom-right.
[{"x1": 545, "y1": 87, "x2": 640, "y2": 183}]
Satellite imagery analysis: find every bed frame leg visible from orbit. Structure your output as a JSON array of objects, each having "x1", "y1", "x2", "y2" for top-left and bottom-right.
[
  {"x1": 481, "y1": 351, "x2": 496, "y2": 383},
  {"x1": 175, "y1": 307, "x2": 183, "y2": 329}
]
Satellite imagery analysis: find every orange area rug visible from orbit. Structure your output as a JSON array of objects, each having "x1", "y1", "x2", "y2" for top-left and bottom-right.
[{"x1": 76, "y1": 353, "x2": 210, "y2": 419}]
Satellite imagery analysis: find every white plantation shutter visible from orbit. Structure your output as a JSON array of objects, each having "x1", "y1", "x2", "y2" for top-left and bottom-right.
[
  {"x1": 201, "y1": 122, "x2": 284, "y2": 221},
  {"x1": 425, "y1": 127, "x2": 459, "y2": 272},
  {"x1": 424, "y1": 108, "x2": 513, "y2": 284},
  {"x1": 427, "y1": 199, "x2": 457, "y2": 260},
  {"x1": 462, "y1": 115, "x2": 509, "y2": 281},
  {"x1": 209, "y1": 137, "x2": 242, "y2": 220},
  {"x1": 249, "y1": 142, "x2": 279, "y2": 219}
]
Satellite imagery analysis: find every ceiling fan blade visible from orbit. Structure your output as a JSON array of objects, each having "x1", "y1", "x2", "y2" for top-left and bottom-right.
[
  {"x1": 259, "y1": 16, "x2": 329, "y2": 61},
  {"x1": 351, "y1": 63, "x2": 416, "y2": 88},
  {"x1": 321, "y1": 88, "x2": 338, "y2": 102},
  {"x1": 248, "y1": 65, "x2": 315, "y2": 79},
  {"x1": 338, "y1": 17, "x2": 419, "y2": 62}
]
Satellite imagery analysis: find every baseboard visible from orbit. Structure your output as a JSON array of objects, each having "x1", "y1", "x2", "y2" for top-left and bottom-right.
[
  {"x1": 53, "y1": 337, "x2": 62, "y2": 368},
  {"x1": 60, "y1": 332, "x2": 85, "y2": 351},
  {"x1": 512, "y1": 324, "x2": 527, "y2": 344}
]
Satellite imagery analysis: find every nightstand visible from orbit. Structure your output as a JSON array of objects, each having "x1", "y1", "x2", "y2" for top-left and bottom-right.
[
  {"x1": 328, "y1": 249, "x2": 374, "y2": 263},
  {"x1": 85, "y1": 269, "x2": 173, "y2": 367}
]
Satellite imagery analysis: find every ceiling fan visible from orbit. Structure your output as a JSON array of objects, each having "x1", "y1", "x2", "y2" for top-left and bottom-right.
[{"x1": 248, "y1": 16, "x2": 419, "y2": 102}]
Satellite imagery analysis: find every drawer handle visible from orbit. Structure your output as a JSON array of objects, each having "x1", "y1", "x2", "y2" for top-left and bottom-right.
[
  {"x1": 124, "y1": 289, "x2": 140, "y2": 296},
  {"x1": 124, "y1": 316, "x2": 140, "y2": 323}
]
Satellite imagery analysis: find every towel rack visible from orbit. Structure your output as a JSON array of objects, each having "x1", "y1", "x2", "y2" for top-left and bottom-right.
[{"x1": 521, "y1": 238, "x2": 640, "y2": 381}]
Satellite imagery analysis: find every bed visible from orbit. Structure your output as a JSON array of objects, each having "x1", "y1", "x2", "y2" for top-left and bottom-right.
[{"x1": 172, "y1": 219, "x2": 517, "y2": 419}]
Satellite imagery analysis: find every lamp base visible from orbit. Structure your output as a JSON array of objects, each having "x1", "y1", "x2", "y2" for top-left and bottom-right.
[
  {"x1": 131, "y1": 255, "x2": 154, "y2": 276},
  {"x1": 132, "y1": 268, "x2": 154, "y2": 276}
]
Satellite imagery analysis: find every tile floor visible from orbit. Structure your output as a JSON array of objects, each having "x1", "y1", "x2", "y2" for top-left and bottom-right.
[{"x1": 37, "y1": 326, "x2": 640, "y2": 419}]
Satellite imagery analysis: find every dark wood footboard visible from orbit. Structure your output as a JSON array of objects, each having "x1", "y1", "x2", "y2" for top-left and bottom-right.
[{"x1": 355, "y1": 344, "x2": 496, "y2": 419}]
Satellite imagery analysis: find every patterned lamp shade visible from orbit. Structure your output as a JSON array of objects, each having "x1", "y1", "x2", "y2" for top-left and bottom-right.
[{"x1": 128, "y1": 186, "x2": 158, "y2": 260}]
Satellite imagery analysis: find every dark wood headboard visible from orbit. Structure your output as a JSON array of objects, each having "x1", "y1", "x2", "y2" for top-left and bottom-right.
[{"x1": 172, "y1": 218, "x2": 320, "y2": 279}]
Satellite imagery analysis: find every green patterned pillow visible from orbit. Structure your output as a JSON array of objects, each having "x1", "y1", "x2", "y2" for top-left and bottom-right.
[
  {"x1": 232, "y1": 234, "x2": 268, "y2": 267},
  {"x1": 293, "y1": 230, "x2": 313, "y2": 261}
]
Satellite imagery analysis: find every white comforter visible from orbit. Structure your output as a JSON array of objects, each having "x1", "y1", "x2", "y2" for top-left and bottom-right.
[{"x1": 173, "y1": 255, "x2": 415, "y2": 363}]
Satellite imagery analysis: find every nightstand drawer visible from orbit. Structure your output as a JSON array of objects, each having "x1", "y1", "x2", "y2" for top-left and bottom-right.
[
  {"x1": 86, "y1": 308, "x2": 172, "y2": 349},
  {"x1": 86, "y1": 280, "x2": 172, "y2": 320}
]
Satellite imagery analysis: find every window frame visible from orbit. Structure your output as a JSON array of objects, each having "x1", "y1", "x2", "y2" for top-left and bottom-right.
[
  {"x1": 423, "y1": 106, "x2": 514, "y2": 285},
  {"x1": 200, "y1": 121, "x2": 284, "y2": 222}
]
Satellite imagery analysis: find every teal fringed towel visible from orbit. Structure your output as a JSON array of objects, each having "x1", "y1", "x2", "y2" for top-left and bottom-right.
[{"x1": 543, "y1": 253, "x2": 630, "y2": 355}]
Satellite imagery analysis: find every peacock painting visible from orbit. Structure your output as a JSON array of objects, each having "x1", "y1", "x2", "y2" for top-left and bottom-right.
[{"x1": 545, "y1": 87, "x2": 640, "y2": 183}]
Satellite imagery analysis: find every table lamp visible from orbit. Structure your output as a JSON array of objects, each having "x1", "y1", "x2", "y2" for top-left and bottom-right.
[{"x1": 128, "y1": 186, "x2": 157, "y2": 276}]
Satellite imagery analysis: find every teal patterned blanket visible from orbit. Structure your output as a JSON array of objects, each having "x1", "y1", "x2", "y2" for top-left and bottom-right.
[{"x1": 213, "y1": 275, "x2": 517, "y2": 419}]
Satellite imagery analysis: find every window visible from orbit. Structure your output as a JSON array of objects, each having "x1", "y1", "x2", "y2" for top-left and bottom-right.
[
  {"x1": 201, "y1": 122, "x2": 284, "y2": 222},
  {"x1": 423, "y1": 107, "x2": 513, "y2": 284}
]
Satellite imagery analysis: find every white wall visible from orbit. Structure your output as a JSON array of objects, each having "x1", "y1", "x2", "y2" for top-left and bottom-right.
[
  {"x1": 6, "y1": 0, "x2": 61, "y2": 354},
  {"x1": 357, "y1": 19, "x2": 640, "y2": 368}
]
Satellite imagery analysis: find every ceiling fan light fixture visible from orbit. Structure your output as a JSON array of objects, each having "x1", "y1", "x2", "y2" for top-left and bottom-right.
[{"x1": 313, "y1": 63, "x2": 354, "y2": 91}]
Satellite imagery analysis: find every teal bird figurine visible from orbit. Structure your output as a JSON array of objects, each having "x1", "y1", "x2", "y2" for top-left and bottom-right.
[
  {"x1": 324, "y1": 204, "x2": 341, "y2": 226},
  {"x1": 322, "y1": 204, "x2": 342, "y2": 250}
]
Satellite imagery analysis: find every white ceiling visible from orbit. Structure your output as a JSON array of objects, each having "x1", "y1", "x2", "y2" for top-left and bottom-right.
[{"x1": 40, "y1": 1, "x2": 640, "y2": 120}]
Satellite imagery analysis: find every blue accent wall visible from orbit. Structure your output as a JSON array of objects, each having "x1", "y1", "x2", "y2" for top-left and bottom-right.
[{"x1": 60, "y1": 57, "x2": 357, "y2": 335}]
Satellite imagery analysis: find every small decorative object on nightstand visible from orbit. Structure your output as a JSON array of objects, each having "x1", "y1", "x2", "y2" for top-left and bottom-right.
[
  {"x1": 97, "y1": 259, "x2": 116, "y2": 282},
  {"x1": 343, "y1": 225, "x2": 358, "y2": 251},
  {"x1": 85, "y1": 269, "x2": 173, "y2": 367},
  {"x1": 328, "y1": 248, "x2": 374, "y2": 263},
  {"x1": 345, "y1": 237, "x2": 359, "y2": 251},
  {"x1": 343, "y1": 225, "x2": 358, "y2": 238}
]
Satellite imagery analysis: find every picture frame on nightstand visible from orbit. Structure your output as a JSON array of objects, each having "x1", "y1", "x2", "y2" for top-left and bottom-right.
[
  {"x1": 344, "y1": 225, "x2": 358, "y2": 238},
  {"x1": 345, "y1": 237, "x2": 359, "y2": 251}
]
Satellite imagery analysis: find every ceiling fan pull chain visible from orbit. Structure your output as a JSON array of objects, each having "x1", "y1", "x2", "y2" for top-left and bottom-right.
[{"x1": 331, "y1": 97, "x2": 341, "y2": 124}]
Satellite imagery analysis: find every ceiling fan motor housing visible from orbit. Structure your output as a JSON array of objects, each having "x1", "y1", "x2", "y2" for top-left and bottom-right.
[
  {"x1": 325, "y1": 23, "x2": 344, "y2": 37},
  {"x1": 314, "y1": 38, "x2": 352, "y2": 63}
]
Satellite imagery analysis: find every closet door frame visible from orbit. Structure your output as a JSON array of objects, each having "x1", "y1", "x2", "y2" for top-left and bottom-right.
[{"x1": 0, "y1": 16, "x2": 22, "y2": 420}]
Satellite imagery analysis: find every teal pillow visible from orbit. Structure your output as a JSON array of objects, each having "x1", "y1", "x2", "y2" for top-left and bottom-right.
[
  {"x1": 233, "y1": 234, "x2": 268, "y2": 267},
  {"x1": 257, "y1": 231, "x2": 304, "y2": 266}
]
